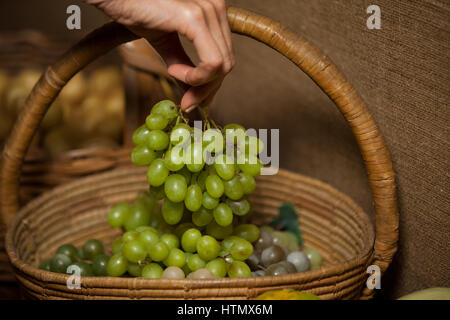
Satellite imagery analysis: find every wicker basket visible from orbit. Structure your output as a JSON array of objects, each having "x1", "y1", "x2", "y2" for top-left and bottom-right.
[
  {"x1": 1, "y1": 7, "x2": 399, "y2": 299},
  {"x1": 0, "y1": 30, "x2": 175, "y2": 285}
]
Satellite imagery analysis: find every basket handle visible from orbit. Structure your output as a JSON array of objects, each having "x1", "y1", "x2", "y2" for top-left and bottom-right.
[{"x1": 1, "y1": 7, "x2": 398, "y2": 298}]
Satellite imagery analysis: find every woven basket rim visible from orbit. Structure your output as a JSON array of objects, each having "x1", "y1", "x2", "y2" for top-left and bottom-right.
[{"x1": 6, "y1": 167, "x2": 375, "y2": 290}]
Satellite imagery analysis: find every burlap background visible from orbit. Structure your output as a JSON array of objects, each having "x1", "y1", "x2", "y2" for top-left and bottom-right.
[{"x1": 0, "y1": 0, "x2": 449, "y2": 298}]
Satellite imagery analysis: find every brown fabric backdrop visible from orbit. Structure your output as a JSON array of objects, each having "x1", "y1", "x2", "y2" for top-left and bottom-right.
[{"x1": 1, "y1": 0, "x2": 449, "y2": 298}]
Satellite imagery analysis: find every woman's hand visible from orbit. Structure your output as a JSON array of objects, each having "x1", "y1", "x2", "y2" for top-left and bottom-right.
[{"x1": 84, "y1": 0, "x2": 235, "y2": 112}]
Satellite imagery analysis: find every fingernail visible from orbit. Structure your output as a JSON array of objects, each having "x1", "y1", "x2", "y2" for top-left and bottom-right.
[{"x1": 185, "y1": 105, "x2": 197, "y2": 113}]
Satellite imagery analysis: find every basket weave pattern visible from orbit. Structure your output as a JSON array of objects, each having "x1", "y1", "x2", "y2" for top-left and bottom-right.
[{"x1": 1, "y1": 7, "x2": 399, "y2": 299}]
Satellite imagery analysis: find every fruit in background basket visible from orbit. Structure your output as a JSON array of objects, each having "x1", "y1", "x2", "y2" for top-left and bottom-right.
[
  {"x1": 4, "y1": 69, "x2": 41, "y2": 115},
  {"x1": 59, "y1": 72, "x2": 87, "y2": 106},
  {"x1": 88, "y1": 66, "x2": 123, "y2": 97},
  {"x1": 227, "y1": 261, "x2": 251, "y2": 278},
  {"x1": 187, "y1": 268, "x2": 216, "y2": 279}
]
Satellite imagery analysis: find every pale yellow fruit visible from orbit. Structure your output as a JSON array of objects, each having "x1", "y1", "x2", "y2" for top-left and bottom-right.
[
  {"x1": 5, "y1": 69, "x2": 41, "y2": 115},
  {"x1": 398, "y1": 287, "x2": 450, "y2": 300},
  {"x1": 59, "y1": 72, "x2": 87, "y2": 106},
  {"x1": 88, "y1": 66, "x2": 123, "y2": 97}
]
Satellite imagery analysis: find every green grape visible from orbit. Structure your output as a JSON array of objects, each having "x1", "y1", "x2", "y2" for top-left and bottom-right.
[
  {"x1": 202, "y1": 129, "x2": 224, "y2": 154},
  {"x1": 55, "y1": 244, "x2": 79, "y2": 262},
  {"x1": 39, "y1": 259, "x2": 51, "y2": 271},
  {"x1": 214, "y1": 154, "x2": 235, "y2": 180},
  {"x1": 238, "y1": 173, "x2": 256, "y2": 195},
  {"x1": 121, "y1": 239, "x2": 147, "y2": 263},
  {"x1": 151, "y1": 100, "x2": 178, "y2": 119},
  {"x1": 178, "y1": 166, "x2": 192, "y2": 185},
  {"x1": 135, "y1": 192, "x2": 156, "y2": 212},
  {"x1": 148, "y1": 241, "x2": 170, "y2": 262},
  {"x1": 92, "y1": 254, "x2": 110, "y2": 276},
  {"x1": 146, "y1": 113, "x2": 169, "y2": 130},
  {"x1": 202, "y1": 191, "x2": 219, "y2": 210},
  {"x1": 180, "y1": 209, "x2": 193, "y2": 224},
  {"x1": 227, "y1": 261, "x2": 251, "y2": 278},
  {"x1": 136, "y1": 225, "x2": 158, "y2": 233},
  {"x1": 138, "y1": 229, "x2": 159, "y2": 248},
  {"x1": 163, "y1": 248, "x2": 186, "y2": 268},
  {"x1": 149, "y1": 185, "x2": 165, "y2": 200},
  {"x1": 221, "y1": 236, "x2": 241, "y2": 251},
  {"x1": 147, "y1": 159, "x2": 169, "y2": 187},
  {"x1": 206, "y1": 258, "x2": 227, "y2": 277},
  {"x1": 238, "y1": 135, "x2": 264, "y2": 155},
  {"x1": 205, "y1": 174, "x2": 224, "y2": 198},
  {"x1": 106, "y1": 254, "x2": 128, "y2": 277},
  {"x1": 160, "y1": 233, "x2": 180, "y2": 250},
  {"x1": 226, "y1": 198, "x2": 251, "y2": 216},
  {"x1": 197, "y1": 170, "x2": 209, "y2": 191},
  {"x1": 233, "y1": 224, "x2": 260, "y2": 243},
  {"x1": 112, "y1": 237, "x2": 124, "y2": 254},
  {"x1": 192, "y1": 207, "x2": 213, "y2": 227},
  {"x1": 174, "y1": 222, "x2": 196, "y2": 239},
  {"x1": 223, "y1": 124, "x2": 246, "y2": 145},
  {"x1": 49, "y1": 254, "x2": 72, "y2": 273},
  {"x1": 67, "y1": 261, "x2": 94, "y2": 276},
  {"x1": 186, "y1": 143, "x2": 205, "y2": 172},
  {"x1": 157, "y1": 221, "x2": 174, "y2": 235},
  {"x1": 124, "y1": 204, "x2": 151, "y2": 231},
  {"x1": 82, "y1": 239, "x2": 104, "y2": 261},
  {"x1": 181, "y1": 228, "x2": 202, "y2": 253},
  {"x1": 161, "y1": 198, "x2": 184, "y2": 225},
  {"x1": 223, "y1": 176, "x2": 244, "y2": 200},
  {"x1": 131, "y1": 145, "x2": 156, "y2": 166},
  {"x1": 170, "y1": 123, "x2": 191, "y2": 145},
  {"x1": 196, "y1": 235, "x2": 220, "y2": 261},
  {"x1": 213, "y1": 203, "x2": 233, "y2": 227},
  {"x1": 230, "y1": 238, "x2": 253, "y2": 261},
  {"x1": 206, "y1": 221, "x2": 233, "y2": 240},
  {"x1": 164, "y1": 148, "x2": 185, "y2": 171},
  {"x1": 127, "y1": 262, "x2": 143, "y2": 277},
  {"x1": 164, "y1": 174, "x2": 187, "y2": 203},
  {"x1": 122, "y1": 231, "x2": 139, "y2": 242},
  {"x1": 77, "y1": 248, "x2": 85, "y2": 260},
  {"x1": 187, "y1": 254, "x2": 206, "y2": 272},
  {"x1": 184, "y1": 184, "x2": 202, "y2": 212},
  {"x1": 238, "y1": 154, "x2": 262, "y2": 177},
  {"x1": 132, "y1": 125, "x2": 151, "y2": 146},
  {"x1": 147, "y1": 129, "x2": 169, "y2": 151},
  {"x1": 108, "y1": 203, "x2": 131, "y2": 228},
  {"x1": 303, "y1": 247, "x2": 322, "y2": 270},
  {"x1": 142, "y1": 263, "x2": 163, "y2": 278}
]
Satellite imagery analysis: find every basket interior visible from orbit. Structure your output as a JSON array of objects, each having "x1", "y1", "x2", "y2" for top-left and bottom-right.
[{"x1": 8, "y1": 167, "x2": 375, "y2": 299}]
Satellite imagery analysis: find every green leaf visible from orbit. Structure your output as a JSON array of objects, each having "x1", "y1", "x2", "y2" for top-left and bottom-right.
[{"x1": 269, "y1": 203, "x2": 303, "y2": 246}]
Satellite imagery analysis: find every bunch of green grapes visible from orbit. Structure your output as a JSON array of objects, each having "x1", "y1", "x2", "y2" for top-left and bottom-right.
[
  {"x1": 38, "y1": 240, "x2": 110, "y2": 277},
  {"x1": 105, "y1": 100, "x2": 267, "y2": 278}
]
